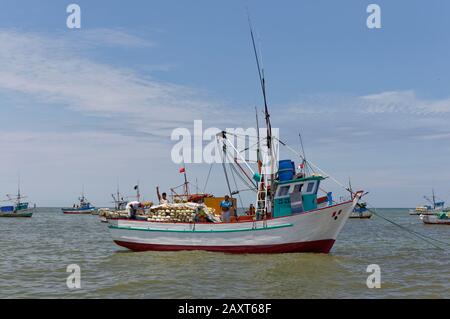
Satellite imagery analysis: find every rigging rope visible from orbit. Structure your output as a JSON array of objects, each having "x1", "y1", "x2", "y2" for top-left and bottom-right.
[
  {"x1": 203, "y1": 163, "x2": 213, "y2": 193},
  {"x1": 219, "y1": 139, "x2": 234, "y2": 197},
  {"x1": 229, "y1": 161, "x2": 245, "y2": 209}
]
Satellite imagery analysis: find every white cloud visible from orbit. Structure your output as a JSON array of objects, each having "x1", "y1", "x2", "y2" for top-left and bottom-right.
[
  {"x1": 359, "y1": 90, "x2": 450, "y2": 115},
  {"x1": 0, "y1": 28, "x2": 225, "y2": 136},
  {"x1": 73, "y1": 28, "x2": 154, "y2": 48}
]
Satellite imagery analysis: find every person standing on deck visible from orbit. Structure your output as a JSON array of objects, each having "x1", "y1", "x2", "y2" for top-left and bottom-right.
[
  {"x1": 156, "y1": 187, "x2": 169, "y2": 204},
  {"x1": 247, "y1": 203, "x2": 256, "y2": 216},
  {"x1": 220, "y1": 195, "x2": 233, "y2": 223},
  {"x1": 126, "y1": 201, "x2": 140, "y2": 219}
]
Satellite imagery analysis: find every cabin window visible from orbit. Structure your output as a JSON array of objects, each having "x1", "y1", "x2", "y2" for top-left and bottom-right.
[
  {"x1": 293, "y1": 184, "x2": 303, "y2": 193},
  {"x1": 306, "y1": 182, "x2": 315, "y2": 193},
  {"x1": 278, "y1": 186, "x2": 290, "y2": 197}
]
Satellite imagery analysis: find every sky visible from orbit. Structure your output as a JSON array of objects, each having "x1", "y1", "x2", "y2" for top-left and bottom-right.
[{"x1": 1, "y1": 0, "x2": 450, "y2": 207}]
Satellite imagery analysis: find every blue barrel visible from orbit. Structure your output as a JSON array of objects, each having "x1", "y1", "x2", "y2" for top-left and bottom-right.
[{"x1": 278, "y1": 159, "x2": 294, "y2": 181}]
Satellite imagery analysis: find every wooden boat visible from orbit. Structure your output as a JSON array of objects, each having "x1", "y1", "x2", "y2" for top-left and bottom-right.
[
  {"x1": 420, "y1": 213, "x2": 450, "y2": 225},
  {"x1": 0, "y1": 205, "x2": 34, "y2": 218},
  {"x1": 108, "y1": 192, "x2": 362, "y2": 253},
  {"x1": 106, "y1": 26, "x2": 364, "y2": 254},
  {"x1": 62, "y1": 204, "x2": 96, "y2": 214},
  {"x1": 98, "y1": 186, "x2": 129, "y2": 223},
  {"x1": 349, "y1": 202, "x2": 372, "y2": 219},
  {"x1": 62, "y1": 190, "x2": 96, "y2": 214},
  {"x1": 0, "y1": 186, "x2": 35, "y2": 218},
  {"x1": 409, "y1": 190, "x2": 446, "y2": 215}
]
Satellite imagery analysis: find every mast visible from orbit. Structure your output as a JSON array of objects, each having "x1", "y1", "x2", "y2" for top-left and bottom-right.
[
  {"x1": 81, "y1": 184, "x2": 85, "y2": 203},
  {"x1": 136, "y1": 181, "x2": 140, "y2": 202},
  {"x1": 17, "y1": 175, "x2": 21, "y2": 205},
  {"x1": 432, "y1": 189, "x2": 436, "y2": 209},
  {"x1": 116, "y1": 179, "x2": 121, "y2": 208},
  {"x1": 183, "y1": 167, "x2": 189, "y2": 197},
  {"x1": 248, "y1": 13, "x2": 274, "y2": 191},
  {"x1": 255, "y1": 107, "x2": 262, "y2": 174},
  {"x1": 299, "y1": 133, "x2": 307, "y2": 176},
  {"x1": 117, "y1": 179, "x2": 120, "y2": 202}
]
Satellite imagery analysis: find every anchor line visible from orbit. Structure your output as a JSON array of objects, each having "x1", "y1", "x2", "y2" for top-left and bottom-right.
[{"x1": 362, "y1": 205, "x2": 449, "y2": 251}]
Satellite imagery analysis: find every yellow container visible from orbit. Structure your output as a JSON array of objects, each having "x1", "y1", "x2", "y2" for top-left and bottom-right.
[{"x1": 204, "y1": 197, "x2": 237, "y2": 216}]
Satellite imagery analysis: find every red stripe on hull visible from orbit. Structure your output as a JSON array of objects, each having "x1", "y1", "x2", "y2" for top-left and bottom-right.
[{"x1": 113, "y1": 239, "x2": 336, "y2": 254}]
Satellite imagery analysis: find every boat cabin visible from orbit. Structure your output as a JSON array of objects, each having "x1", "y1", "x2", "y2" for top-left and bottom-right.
[{"x1": 272, "y1": 175, "x2": 325, "y2": 218}]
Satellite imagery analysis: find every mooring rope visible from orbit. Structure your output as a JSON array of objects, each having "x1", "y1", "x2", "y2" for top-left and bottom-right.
[{"x1": 362, "y1": 204, "x2": 449, "y2": 251}]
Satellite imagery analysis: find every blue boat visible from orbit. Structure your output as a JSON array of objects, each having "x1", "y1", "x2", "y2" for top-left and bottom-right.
[
  {"x1": 62, "y1": 190, "x2": 96, "y2": 214},
  {"x1": 350, "y1": 202, "x2": 372, "y2": 219}
]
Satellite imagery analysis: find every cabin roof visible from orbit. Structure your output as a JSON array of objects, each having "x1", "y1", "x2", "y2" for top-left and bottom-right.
[{"x1": 277, "y1": 175, "x2": 325, "y2": 185}]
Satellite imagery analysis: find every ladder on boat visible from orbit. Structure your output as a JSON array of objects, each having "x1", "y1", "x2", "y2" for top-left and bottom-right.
[{"x1": 255, "y1": 154, "x2": 270, "y2": 228}]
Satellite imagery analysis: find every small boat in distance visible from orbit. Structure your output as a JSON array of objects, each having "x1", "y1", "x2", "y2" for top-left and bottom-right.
[
  {"x1": 409, "y1": 189, "x2": 445, "y2": 215},
  {"x1": 62, "y1": 189, "x2": 96, "y2": 214},
  {"x1": 0, "y1": 184, "x2": 35, "y2": 218},
  {"x1": 99, "y1": 185, "x2": 129, "y2": 222},
  {"x1": 349, "y1": 202, "x2": 372, "y2": 219},
  {"x1": 420, "y1": 212, "x2": 450, "y2": 225}
]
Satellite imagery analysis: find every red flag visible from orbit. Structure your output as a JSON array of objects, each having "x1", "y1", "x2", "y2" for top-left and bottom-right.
[
  {"x1": 179, "y1": 167, "x2": 185, "y2": 173},
  {"x1": 298, "y1": 163, "x2": 304, "y2": 170}
]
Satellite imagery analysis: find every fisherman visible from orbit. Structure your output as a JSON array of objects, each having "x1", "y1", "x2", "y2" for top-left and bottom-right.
[
  {"x1": 126, "y1": 201, "x2": 140, "y2": 219},
  {"x1": 156, "y1": 186, "x2": 169, "y2": 204},
  {"x1": 247, "y1": 203, "x2": 256, "y2": 216},
  {"x1": 220, "y1": 195, "x2": 233, "y2": 223}
]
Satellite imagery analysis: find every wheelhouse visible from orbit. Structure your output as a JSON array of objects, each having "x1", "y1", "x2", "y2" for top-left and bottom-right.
[{"x1": 272, "y1": 175, "x2": 325, "y2": 217}]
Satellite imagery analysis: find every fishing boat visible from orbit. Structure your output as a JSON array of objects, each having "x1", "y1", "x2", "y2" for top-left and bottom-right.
[
  {"x1": 0, "y1": 185, "x2": 35, "y2": 218},
  {"x1": 350, "y1": 202, "x2": 372, "y2": 219},
  {"x1": 106, "y1": 23, "x2": 364, "y2": 254},
  {"x1": 420, "y1": 212, "x2": 450, "y2": 225},
  {"x1": 409, "y1": 190, "x2": 445, "y2": 215},
  {"x1": 99, "y1": 185, "x2": 129, "y2": 223},
  {"x1": 62, "y1": 190, "x2": 96, "y2": 214}
]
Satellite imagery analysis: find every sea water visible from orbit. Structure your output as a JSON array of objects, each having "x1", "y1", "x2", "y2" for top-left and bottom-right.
[{"x1": 0, "y1": 208, "x2": 448, "y2": 298}]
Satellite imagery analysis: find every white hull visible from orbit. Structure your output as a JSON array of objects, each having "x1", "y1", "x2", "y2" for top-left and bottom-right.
[
  {"x1": 0, "y1": 208, "x2": 34, "y2": 217},
  {"x1": 420, "y1": 214, "x2": 450, "y2": 225},
  {"x1": 107, "y1": 196, "x2": 359, "y2": 254}
]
